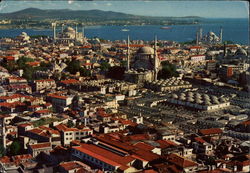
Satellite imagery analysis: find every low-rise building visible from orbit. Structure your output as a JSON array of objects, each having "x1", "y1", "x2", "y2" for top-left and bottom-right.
[
  {"x1": 33, "y1": 79, "x2": 56, "y2": 92},
  {"x1": 28, "y1": 142, "x2": 52, "y2": 157}
]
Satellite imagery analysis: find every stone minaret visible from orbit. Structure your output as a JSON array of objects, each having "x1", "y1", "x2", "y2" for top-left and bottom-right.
[
  {"x1": 223, "y1": 43, "x2": 227, "y2": 57},
  {"x1": 127, "y1": 35, "x2": 130, "y2": 71},
  {"x1": 199, "y1": 27, "x2": 203, "y2": 42},
  {"x1": 1, "y1": 118, "x2": 6, "y2": 152},
  {"x1": 75, "y1": 24, "x2": 78, "y2": 41},
  {"x1": 82, "y1": 23, "x2": 85, "y2": 38},
  {"x1": 52, "y1": 22, "x2": 57, "y2": 40},
  {"x1": 61, "y1": 23, "x2": 64, "y2": 34},
  {"x1": 220, "y1": 27, "x2": 223, "y2": 44},
  {"x1": 196, "y1": 30, "x2": 199, "y2": 45},
  {"x1": 154, "y1": 35, "x2": 158, "y2": 81}
]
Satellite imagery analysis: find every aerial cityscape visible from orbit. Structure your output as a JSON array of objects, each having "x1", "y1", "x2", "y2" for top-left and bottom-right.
[{"x1": 0, "y1": 1, "x2": 249, "y2": 173}]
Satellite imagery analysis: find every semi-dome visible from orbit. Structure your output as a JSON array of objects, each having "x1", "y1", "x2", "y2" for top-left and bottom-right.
[
  {"x1": 206, "y1": 51, "x2": 215, "y2": 56},
  {"x1": 21, "y1": 32, "x2": 28, "y2": 36},
  {"x1": 208, "y1": 31, "x2": 216, "y2": 36},
  {"x1": 137, "y1": 47, "x2": 154, "y2": 55},
  {"x1": 64, "y1": 27, "x2": 75, "y2": 33},
  {"x1": 235, "y1": 48, "x2": 247, "y2": 56}
]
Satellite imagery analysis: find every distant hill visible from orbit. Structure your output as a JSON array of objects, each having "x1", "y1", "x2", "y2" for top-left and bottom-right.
[{"x1": 0, "y1": 8, "x2": 202, "y2": 21}]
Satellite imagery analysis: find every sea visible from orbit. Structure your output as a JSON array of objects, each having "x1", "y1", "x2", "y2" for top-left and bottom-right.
[{"x1": 0, "y1": 18, "x2": 249, "y2": 45}]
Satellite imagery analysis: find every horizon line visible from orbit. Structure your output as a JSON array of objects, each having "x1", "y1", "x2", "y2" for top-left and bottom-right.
[{"x1": 1, "y1": 7, "x2": 249, "y2": 19}]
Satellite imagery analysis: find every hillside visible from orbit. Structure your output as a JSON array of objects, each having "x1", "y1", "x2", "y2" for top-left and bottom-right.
[{"x1": 0, "y1": 8, "x2": 201, "y2": 21}]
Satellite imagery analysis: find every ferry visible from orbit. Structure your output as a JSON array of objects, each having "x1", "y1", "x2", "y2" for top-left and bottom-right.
[
  {"x1": 121, "y1": 29, "x2": 129, "y2": 32},
  {"x1": 160, "y1": 26, "x2": 172, "y2": 29}
]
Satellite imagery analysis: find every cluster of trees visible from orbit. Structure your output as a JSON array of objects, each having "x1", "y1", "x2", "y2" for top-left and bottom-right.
[
  {"x1": 158, "y1": 61, "x2": 179, "y2": 79},
  {"x1": 0, "y1": 139, "x2": 22, "y2": 157},
  {"x1": 65, "y1": 60, "x2": 113, "y2": 77},
  {"x1": 107, "y1": 66, "x2": 126, "y2": 80},
  {"x1": 65, "y1": 59, "x2": 91, "y2": 76},
  {"x1": 2, "y1": 56, "x2": 52, "y2": 81}
]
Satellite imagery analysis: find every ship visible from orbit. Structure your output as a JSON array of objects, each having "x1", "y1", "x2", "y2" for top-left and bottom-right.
[
  {"x1": 121, "y1": 29, "x2": 129, "y2": 32},
  {"x1": 160, "y1": 26, "x2": 172, "y2": 29}
]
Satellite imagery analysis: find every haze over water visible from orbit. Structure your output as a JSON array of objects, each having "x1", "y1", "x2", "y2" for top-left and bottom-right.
[{"x1": 0, "y1": 18, "x2": 248, "y2": 44}]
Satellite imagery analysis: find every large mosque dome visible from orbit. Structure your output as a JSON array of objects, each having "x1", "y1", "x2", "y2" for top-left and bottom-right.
[
  {"x1": 137, "y1": 47, "x2": 154, "y2": 55},
  {"x1": 63, "y1": 27, "x2": 75, "y2": 33},
  {"x1": 208, "y1": 31, "x2": 216, "y2": 36},
  {"x1": 235, "y1": 48, "x2": 247, "y2": 56},
  {"x1": 132, "y1": 46, "x2": 160, "y2": 70}
]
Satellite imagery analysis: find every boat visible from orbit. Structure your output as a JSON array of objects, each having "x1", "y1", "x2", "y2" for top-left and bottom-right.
[
  {"x1": 121, "y1": 29, "x2": 129, "y2": 32},
  {"x1": 160, "y1": 26, "x2": 172, "y2": 29}
]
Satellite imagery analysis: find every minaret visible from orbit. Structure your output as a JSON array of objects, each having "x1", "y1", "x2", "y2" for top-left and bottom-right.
[
  {"x1": 82, "y1": 23, "x2": 85, "y2": 38},
  {"x1": 154, "y1": 35, "x2": 158, "y2": 81},
  {"x1": 127, "y1": 35, "x2": 130, "y2": 71},
  {"x1": 52, "y1": 22, "x2": 57, "y2": 40},
  {"x1": 199, "y1": 27, "x2": 203, "y2": 42},
  {"x1": 61, "y1": 23, "x2": 64, "y2": 34},
  {"x1": 196, "y1": 30, "x2": 199, "y2": 45},
  {"x1": 223, "y1": 43, "x2": 227, "y2": 57},
  {"x1": 220, "y1": 27, "x2": 223, "y2": 44},
  {"x1": 75, "y1": 24, "x2": 78, "y2": 41},
  {"x1": 1, "y1": 118, "x2": 6, "y2": 152}
]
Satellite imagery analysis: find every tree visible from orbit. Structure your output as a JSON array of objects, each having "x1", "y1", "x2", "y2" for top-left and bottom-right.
[
  {"x1": 39, "y1": 61, "x2": 52, "y2": 71},
  {"x1": 23, "y1": 66, "x2": 34, "y2": 81},
  {"x1": 100, "y1": 62, "x2": 111, "y2": 72},
  {"x1": 17, "y1": 56, "x2": 34, "y2": 69},
  {"x1": 67, "y1": 120, "x2": 74, "y2": 128},
  {"x1": 79, "y1": 67, "x2": 91, "y2": 77},
  {"x1": 120, "y1": 60, "x2": 127, "y2": 68},
  {"x1": 158, "y1": 61, "x2": 178, "y2": 79},
  {"x1": 66, "y1": 60, "x2": 81, "y2": 74},
  {"x1": 0, "y1": 142, "x2": 5, "y2": 157},
  {"x1": 5, "y1": 61, "x2": 17, "y2": 73},
  {"x1": 8, "y1": 140, "x2": 21, "y2": 156},
  {"x1": 107, "y1": 66, "x2": 126, "y2": 80}
]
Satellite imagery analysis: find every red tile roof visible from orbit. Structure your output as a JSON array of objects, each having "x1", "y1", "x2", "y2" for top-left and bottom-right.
[
  {"x1": 35, "y1": 109, "x2": 50, "y2": 114},
  {"x1": 189, "y1": 46, "x2": 203, "y2": 49},
  {"x1": 29, "y1": 142, "x2": 51, "y2": 149},
  {"x1": 73, "y1": 143, "x2": 135, "y2": 167},
  {"x1": 35, "y1": 79, "x2": 54, "y2": 83},
  {"x1": 131, "y1": 148, "x2": 160, "y2": 162},
  {"x1": 60, "y1": 161, "x2": 90, "y2": 171},
  {"x1": 156, "y1": 140, "x2": 178, "y2": 149},
  {"x1": 199, "y1": 128, "x2": 223, "y2": 136},
  {"x1": 241, "y1": 120, "x2": 250, "y2": 126},
  {"x1": 166, "y1": 153, "x2": 198, "y2": 168},
  {"x1": 55, "y1": 123, "x2": 68, "y2": 131},
  {"x1": 134, "y1": 142, "x2": 155, "y2": 151},
  {"x1": 26, "y1": 61, "x2": 40, "y2": 66},
  {"x1": 18, "y1": 123, "x2": 33, "y2": 128},
  {"x1": 12, "y1": 154, "x2": 32, "y2": 162},
  {"x1": 128, "y1": 134, "x2": 150, "y2": 141},
  {"x1": 194, "y1": 137, "x2": 206, "y2": 144},
  {"x1": 0, "y1": 101, "x2": 26, "y2": 108},
  {"x1": 0, "y1": 156, "x2": 11, "y2": 163},
  {"x1": 60, "y1": 79, "x2": 79, "y2": 85},
  {"x1": 49, "y1": 94, "x2": 68, "y2": 100}
]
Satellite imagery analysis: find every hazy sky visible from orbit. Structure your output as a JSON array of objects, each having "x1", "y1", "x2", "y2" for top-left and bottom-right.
[{"x1": 0, "y1": 1, "x2": 249, "y2": 18}]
